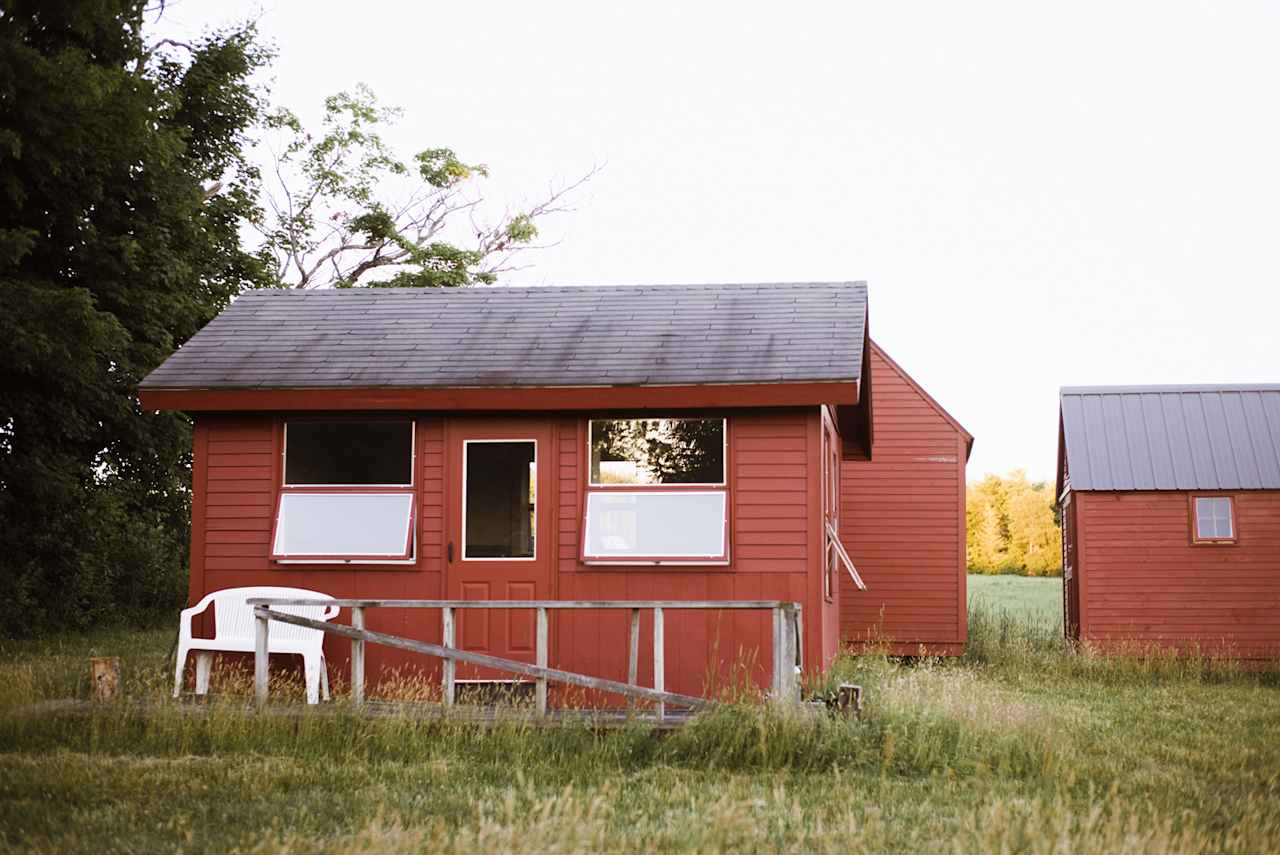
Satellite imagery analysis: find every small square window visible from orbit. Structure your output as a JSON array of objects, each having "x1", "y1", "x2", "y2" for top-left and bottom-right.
[{"x1": 1193, "y1": 496, "x2": 1235, "y2": 542}]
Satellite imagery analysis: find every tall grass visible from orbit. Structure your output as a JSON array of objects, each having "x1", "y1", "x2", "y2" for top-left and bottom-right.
[{"x1": 1, "y1": 606, "x2": 1277, "y2": 852}]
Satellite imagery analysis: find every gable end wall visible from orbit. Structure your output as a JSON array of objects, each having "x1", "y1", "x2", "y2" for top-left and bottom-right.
[{"x1": 838, "y1": 347, "x2": 968, "y2": 653}]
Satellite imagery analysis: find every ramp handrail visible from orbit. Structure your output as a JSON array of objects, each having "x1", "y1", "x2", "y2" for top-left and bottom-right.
[{"x1": 248, "y1": 598, "x2": 802, "y2": 720}]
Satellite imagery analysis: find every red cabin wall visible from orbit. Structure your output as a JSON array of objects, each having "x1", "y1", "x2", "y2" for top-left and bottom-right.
[
  {"x1": 1074, "y1": 490, "x2": 1280, "y2": 659},
  {"x1": 838, "y1": 346, "x2": 969, "y2": 655},
  {"x1": 187, "y1": 408, "x2": 832, "y2": 698}
]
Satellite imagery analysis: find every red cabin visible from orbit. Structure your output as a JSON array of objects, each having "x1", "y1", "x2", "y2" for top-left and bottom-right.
[
  {"x1": 840, "y1": 343, "x2": 972, "y2": 656},
  {"x1": 141, "y1": 281, "x2": 972, "y2": 697},
  {"x1": 1058, "y1": 385, "x2": 1280, "y2": 659}
]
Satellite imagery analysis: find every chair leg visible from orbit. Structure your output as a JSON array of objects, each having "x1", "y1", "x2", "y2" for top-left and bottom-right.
[
  {"x1": 173, "y1": 646, "x2": 189, "y2": 698},
  {"x1": 303, "y1": 654, "x2": 321, "y2": 705},
  {"x1": 320, "y1": 658, "x2": 331, "y2": 701},
  {"x1": 194, "y1": 652, "x2": 213, "y2": 695}
]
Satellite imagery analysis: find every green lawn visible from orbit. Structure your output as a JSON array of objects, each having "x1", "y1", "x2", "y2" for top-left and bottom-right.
[
  {"x1": 1, "y1": 607, "x2": 1277, "y2": 853},
  {"x1": 968, "y1": 573, "x2": 1063, "y2": 627}
]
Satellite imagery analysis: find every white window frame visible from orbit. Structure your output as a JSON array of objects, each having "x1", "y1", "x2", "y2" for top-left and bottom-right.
[
  {"x1": 1191, "y1": 495, "x2": 1236, "y2": 544},
  {"x1": 461, "y1": 438, "x2": 538, "y2": 562},
  {"x1": 274, "y1": 419, "x2": 418, "y2": 566}
]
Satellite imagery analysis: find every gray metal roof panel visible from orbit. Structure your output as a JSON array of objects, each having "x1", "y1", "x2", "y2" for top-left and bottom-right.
[
  {"x1": 140, "y1": 282, "x2": 868, "y2": 391},
  {"x1": 1060, "y1": 385, "x2": 1280, "y2": 491}
]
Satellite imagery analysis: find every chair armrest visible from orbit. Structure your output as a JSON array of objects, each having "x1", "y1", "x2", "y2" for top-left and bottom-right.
[{"x1": 178, "y1": 591, "x2": 219, "y2": 640}]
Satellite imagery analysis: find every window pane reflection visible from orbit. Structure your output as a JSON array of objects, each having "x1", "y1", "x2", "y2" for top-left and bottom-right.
[{"x1": 464, "y1": 441, "x2": 536, "y2": 558}]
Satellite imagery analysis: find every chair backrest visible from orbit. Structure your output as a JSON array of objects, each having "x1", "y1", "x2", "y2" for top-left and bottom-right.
[{"x1": 211, "y1": 586, "x2": 338, "y2": 645}]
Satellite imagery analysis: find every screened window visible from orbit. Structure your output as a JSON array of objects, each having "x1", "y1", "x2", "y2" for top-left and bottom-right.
[
  {"x1": 272, "y1": 492, "x2": 415, "y2": 559},
  {"x1": 285, "y1": 421, "x2": 413, "y2": 485},
  {"x1": 274, "y1": 420, "x2": 416, "y2": 563},
  {"x1": 583, "y1": 492, "x2": 727, "y2": 561},
  {"x1": 1193, "y1": 496, "x2": 1235, "y2": 542},
  {"x1": 463, "y1": 441, "x2": 536, "y2": 559},
  {"x1": 589, "y1": 419, "x2": 725, "y2": 485}
]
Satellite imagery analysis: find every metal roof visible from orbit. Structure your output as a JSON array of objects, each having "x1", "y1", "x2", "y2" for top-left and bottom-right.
[
  {"x1": 1059, "y1": 385, "x2": 1280, "y2": 492},
  {"x1": 140, "y1": 282, "x2": 868, "y2": 391}
]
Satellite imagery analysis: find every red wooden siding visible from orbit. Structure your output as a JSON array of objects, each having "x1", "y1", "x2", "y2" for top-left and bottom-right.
[
  {"x1": 187, "y1": 408, "x2": 833, "y2": 698},
  {"x1": 194, "y1": 415, "x2": 449, "y2": 682},
  {"x1": 1074, "y1": 490, "x2": 1280, "y2": 658},
  {"x1": 838, "y1": 345, "x2": 969, "y2": 655},
  {"x1": 554, "y1": 409, "x2": 828, "y2": 699}
]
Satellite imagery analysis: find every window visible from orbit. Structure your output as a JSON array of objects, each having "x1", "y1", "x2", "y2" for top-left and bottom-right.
[
  {"x1": 590, "y1": 418, "x2": 725, "y2": 485},
  {"x1": 1192, "y1": 496, "x2": 1235, "y2": 543},
  {"x1": 463, "y1": 440, "x2": 536, "y2": 559},
  {"x1": 583, "y1": 419, "x2": 728, "y2": 563},
  {"x1": 285, "y1": 421, "x2": 413, "y2": 485},
  {"x1": 272, "y1": 420, "x2": 416, "y2": 563}
]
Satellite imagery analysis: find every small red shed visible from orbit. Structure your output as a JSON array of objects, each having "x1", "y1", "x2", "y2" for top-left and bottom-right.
[
  {"x1": 839, "y1": 342, "x2": 972, "y2": 655},
  {"x1": 140, "y1": 281, "x2": 969, "y2": 697},
  {"x1": 1058, "y1": 385, "x2": 1280, "y2": 659}
]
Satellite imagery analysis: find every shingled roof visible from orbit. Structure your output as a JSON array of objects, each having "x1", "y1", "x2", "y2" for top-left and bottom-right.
[
  {"x1": 1059, "y1": 385, "x2": 1280, "y2": 493},
  {"x1": 140, "y1": 282, "x2": 868, "y2": 392}
]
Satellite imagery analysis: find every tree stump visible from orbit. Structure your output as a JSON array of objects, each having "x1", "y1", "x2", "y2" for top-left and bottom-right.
[{"x1": 91, "y1": 657, "x2": 121, "y2": 702}]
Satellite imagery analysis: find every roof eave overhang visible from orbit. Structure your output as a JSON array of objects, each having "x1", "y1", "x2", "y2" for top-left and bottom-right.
[{"x1": 139, "y1": 379, "x2": 859, "y2": 413}]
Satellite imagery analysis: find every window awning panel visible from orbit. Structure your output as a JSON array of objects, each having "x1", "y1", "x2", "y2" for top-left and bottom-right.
[
  {"x1": 271, "y1": 492, "x2": 415, "y2": 560},
  {"x1": 583, "y1": 491, "x2": 727, "y2": 561}
]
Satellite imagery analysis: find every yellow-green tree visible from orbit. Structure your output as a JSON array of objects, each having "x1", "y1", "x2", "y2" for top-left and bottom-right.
[{"x1": 966, "y1": 471, "x2": 1061, "y2": 576}]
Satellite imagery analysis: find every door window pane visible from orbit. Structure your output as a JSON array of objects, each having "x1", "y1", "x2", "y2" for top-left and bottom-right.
[
  {"x1": 285, "y1": 421, "x2": 413, "y2": 485},
  {"x1": 464, "y1": 441, "x2": 536, "y2": 559},
  {"x1": 589, "y1": 419, "x2": 725, "y2": 485},
  {"x1": 583, "y1": 491, "x2": 727, "y2": 559}
]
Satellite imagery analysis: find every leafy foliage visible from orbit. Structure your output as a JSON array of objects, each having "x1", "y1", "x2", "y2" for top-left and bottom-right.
[
  {"x1": 254, "y1": 84, "x2": 590, "y2": 289},
  {"x1": 966, "y1": 471, "x2": 1061, "y2": 575},
  {"x1": 0, "y1": 1, "x2": 271, "y2": 635}
]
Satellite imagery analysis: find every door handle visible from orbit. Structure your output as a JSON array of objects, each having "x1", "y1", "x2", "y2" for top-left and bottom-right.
[{"x1": 447, "y1": 541, "x2": 454, "y2": 563}]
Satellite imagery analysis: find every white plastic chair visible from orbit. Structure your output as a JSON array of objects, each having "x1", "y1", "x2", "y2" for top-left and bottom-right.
[{"x1": 174, "y1": 586, "x2": 339, "y2": 704}]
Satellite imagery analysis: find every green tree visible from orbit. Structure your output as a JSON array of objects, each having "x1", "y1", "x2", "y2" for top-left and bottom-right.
[
  {"x1": 253, "y1": 84, "x2": 594, "y2": 288},
  {"x1": 0, "y1": 1, "x2": 271, "y2": 635}
]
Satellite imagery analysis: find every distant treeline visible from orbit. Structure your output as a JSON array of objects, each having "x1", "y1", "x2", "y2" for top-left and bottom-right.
[{"x1": 966, "y1": 471, "x2": 1061, "y2": 576}]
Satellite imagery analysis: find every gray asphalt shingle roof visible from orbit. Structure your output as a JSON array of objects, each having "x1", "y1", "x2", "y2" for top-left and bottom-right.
[
  {"x1": 1060, "y1": 385, "x2": 1280, "y2": 491},
  {"x1": 140, "y1": 282, "x2": 868, "y2": 391}
]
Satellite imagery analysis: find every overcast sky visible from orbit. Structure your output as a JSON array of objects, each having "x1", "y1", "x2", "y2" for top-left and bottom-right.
[{"x1": 159, "y1": 1, "x2": 1280, "y2": 482}]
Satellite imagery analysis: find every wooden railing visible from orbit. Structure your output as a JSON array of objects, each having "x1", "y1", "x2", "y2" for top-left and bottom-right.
[{"x1": 249, "y1": 599, "x2": 803, "y2": 720}]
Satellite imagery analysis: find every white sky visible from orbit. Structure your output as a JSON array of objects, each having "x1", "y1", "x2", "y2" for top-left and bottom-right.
[{"x1": 157, "y1": 1, "x2": 1280, "y2": 483}]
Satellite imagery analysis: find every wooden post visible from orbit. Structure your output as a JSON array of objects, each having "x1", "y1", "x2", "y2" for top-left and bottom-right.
[
  {"x1": 351, "y1": 606, "x2": 365, "y2": 707},
  {"x1": 535, "y1": 607, "x2": 548, "y2": 716},
  {"x1": 90, "y1": 657, "x2": 120, "y2": 703},
  {"x1": 254, "y1": 607, "x2": 269, "y2": 708},
  {"x1": 627, "y1": 608, "x2": 640, "y2": 709},
  {"x1": 770, "y1": 606, "x2": 781, "y2": 699},
  {"x1": 653, "y1": 606, "x2": 665, "y2": 721},
  {"x1": 775, "y1": 605, "x2": 799, "y2": 704},
  {"x1": 441, "y1": 606, "x2": 455, "y2": 707}
]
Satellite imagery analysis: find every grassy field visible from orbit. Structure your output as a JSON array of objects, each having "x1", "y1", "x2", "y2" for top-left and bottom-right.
[
  {"x1": 968, "y1": 572, "x2": 1063, "y2": 626},
  {"x1": 1, "y1": 605, "x2": 1278, "y2": 853}
]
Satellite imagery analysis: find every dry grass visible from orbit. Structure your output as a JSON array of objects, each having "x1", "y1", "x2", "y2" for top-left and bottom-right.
[{"x1": 0, "y1": 606, "x2": 1278, "y2": 853}]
